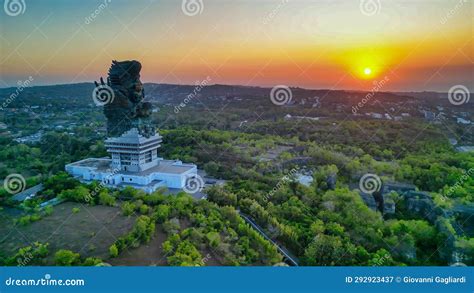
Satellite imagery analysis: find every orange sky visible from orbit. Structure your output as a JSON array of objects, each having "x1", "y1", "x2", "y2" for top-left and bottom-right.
[{"x1": 0, "y1": 0, "x2": 472, "y2": 91}]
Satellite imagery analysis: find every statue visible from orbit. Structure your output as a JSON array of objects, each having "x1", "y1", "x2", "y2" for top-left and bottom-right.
[{"x1": 94, "y1": 60, "x2": 155, "y2": 138}]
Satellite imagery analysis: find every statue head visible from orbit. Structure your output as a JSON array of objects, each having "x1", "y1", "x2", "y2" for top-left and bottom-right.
[
  {"x1": 94, "y1": 60, "x2": 155, "y2": 138},
  {"x1": 107, "y1": 60, "x2": 144, "y2": 103}
]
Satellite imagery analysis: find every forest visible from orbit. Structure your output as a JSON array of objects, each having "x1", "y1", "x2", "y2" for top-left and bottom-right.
[
  {"x1": 0, "y1": 86, "x2": 473, "y2": 266},
  {"x1": 1, "y1": 118, "x2": 472, "y2": 266}
]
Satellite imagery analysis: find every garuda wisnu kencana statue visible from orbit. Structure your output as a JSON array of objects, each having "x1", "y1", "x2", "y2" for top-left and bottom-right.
[{"x1": 94, "y1": 60, "x2": 155, "y2": 138}]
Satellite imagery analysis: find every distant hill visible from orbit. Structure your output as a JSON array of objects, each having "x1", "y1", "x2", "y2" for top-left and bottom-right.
[{"x1": 0, "y1": 82, "x2": 460, "y2": 108}]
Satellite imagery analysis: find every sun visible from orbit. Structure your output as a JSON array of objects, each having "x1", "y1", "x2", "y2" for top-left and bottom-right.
[
  {"x1": 358, "y1": 66, "x2": 376, "y2": 80},
  {"x1": 339, "y1": 48, "x2": 392, "y2": 81}
]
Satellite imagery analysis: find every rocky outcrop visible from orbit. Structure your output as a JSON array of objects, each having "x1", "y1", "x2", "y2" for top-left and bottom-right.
[{"x1": 404, "y1": 191, "x2": 444, "y2": 223}]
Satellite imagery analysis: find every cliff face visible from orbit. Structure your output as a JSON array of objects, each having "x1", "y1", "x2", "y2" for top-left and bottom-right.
[{"x1": 406, "y1": 196, "x2": 438, "y2": 222}]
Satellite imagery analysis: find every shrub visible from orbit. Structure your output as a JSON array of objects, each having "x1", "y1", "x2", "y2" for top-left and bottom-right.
[
  {"x1": 59, "y1": 186, "x2": 92, "y2": 204},
  {"x1": 82, "y1": 257, "x2": 103, "y2": 266},
  {"x1": 167, "y1": 240, "x2": 203, "y2": 266},
  {"x1": 153, "y1": 204, "x2": 170, "y2": 223},
  {"x1": 99, "y1": 190, "x2": 116, "y2": 206},
  {"x1": 121, "y1": 202, "x2": 136, "y2": 216},
  {"x1": 4, "y1": 242, "x2": 49, "y2": 266},
  {"x1": 139, "y1": 204, "x2": 149, "y2": 215},
  {"x1": 17, "y1": 214, "x2": 42, "y2": 226},
  {"x1": 109, "y1": 244, "x2": 119, "y2": 258},
  {"x1": 54, "y1": 250, "x2": 81, "y2": 266},
  {"x1": 163, "y1": 218, "x2": 180, "y2": 234},
  {"x1": 43, "y1": 206, "x2": 53, "y2": 216},
  {"x1": 132, "y1": 215, "x2": 155, "y2": 243}
]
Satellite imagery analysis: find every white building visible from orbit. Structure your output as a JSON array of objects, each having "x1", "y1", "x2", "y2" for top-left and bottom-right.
[
  {"x1": 457, "y1": 117, "x2": 471, "y2": 125},
  {"x1": 105, "y1": 128, "x2": 162, "y2": 173},
  {"x1": 66, "y1": 128, "x2": 197, "y2": 193},
  {"x1": 371, "y1": 113, "x2": 383, "y2": 119}
]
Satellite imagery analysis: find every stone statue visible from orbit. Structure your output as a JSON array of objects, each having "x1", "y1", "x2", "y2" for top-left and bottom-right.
[{"x1": 94, "y1": 60, "x2": 155, "y2": 138}]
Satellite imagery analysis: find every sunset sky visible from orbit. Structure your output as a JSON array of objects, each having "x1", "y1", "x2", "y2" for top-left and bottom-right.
[{"x1": 0, "y1": 0, "x2": 472, "y2": 91}]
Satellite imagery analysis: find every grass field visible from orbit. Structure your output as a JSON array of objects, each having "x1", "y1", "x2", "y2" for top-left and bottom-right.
[
  {"x1": 1, "y1": 201, "x2": 223, "y2": 266},
  {"x1": 0, "y1": 202, "x2": 136, "y2": 264}
]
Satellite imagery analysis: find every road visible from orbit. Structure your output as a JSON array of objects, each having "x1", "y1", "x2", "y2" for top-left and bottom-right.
[
  {"x1": 11, "y1": 184, "x2": 43, "y2": 202},
  {"x1": 239, "y1": 212, "x2": 299, "y2": 266}
]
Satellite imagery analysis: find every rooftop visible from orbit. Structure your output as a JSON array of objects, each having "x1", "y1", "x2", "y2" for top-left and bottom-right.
[
  {"x1": 105, "y1": 128, "x2": 162, "y2": 145},
  {"x1": 67, "y1": 158, "x2": 195, "y2": 175},
  {"x1": 67, "y1": 158, "x2": 112, "y2": 171},
  {"x1": 123, "y1": 160, "x2": 195, "y2": 175}
]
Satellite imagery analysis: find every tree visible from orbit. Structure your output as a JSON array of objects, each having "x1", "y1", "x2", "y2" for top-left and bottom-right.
[
  {"x1": 121, "y1": 202, "x2": 136, "y2": 216},
  {"x1": 206, "y1": 231, "x2": 221, "y2": 248},
  {"x1": 206, "y1": 186, "x2": 237, "y2": 206},
  {"x1": 167, "y1": 240, "x2": 203, "y2": 266},
  {"x1": 139, "y1": 204, "x2": 149, "y2": 215},
  {"x1": 120, "y1": 186, "x2": 138, "y2": 200},
  {"x1": 82, "y1": 257, "x2": 103, "y2": 266},
  {"x1": 313, "y1": 165, "x2": 339, "y2": 191},
  {"x1": 310, "y1": 220, "x2": 325, "y2": 235},
  {"x1": 43, "y1": 206, "x2": 54, "y2": 216},
  {"x1": 54, "y1": 250, "x2": 81, "y2": 266},
  {"x1": 153, "y1": 204, "x2": 170, "y2": 223},
  {"x1": 59, "y1": 186, "x2": 91, "y2": 203},
  {"x1": 163, "y1": 218, "x2": 180, "y2": 234},
  {"x1": 204, "y1": 161, "x2": 219, "y2": 176},
  {"x1": 455, "y1": 237, "x2": 474, "y2": 265},
  {"x1": 109, "y1": 244, "x2": 119, "y2": 258},
  {"x1": 99, "y1": 190, "x2": 116, "y2": 206},
  {"x1": 303, "y1": 235, "x2": 356, "y2": 266},
  {"x1": 43, "y1": 172, "x2": 80, "y2": 196},
  {"x1": 132, "y1": 215, "x2": 155, "y2": 243},
  {"x1": 368, "y1": 249, "x2": 395, "y2": 266},
  {"x1": 3, "y1": 242, "x2": 50, "y2": 266}
]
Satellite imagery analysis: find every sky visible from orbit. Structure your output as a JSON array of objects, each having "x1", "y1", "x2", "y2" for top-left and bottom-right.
[{"x1": 0, "y1": 0, "x2": 473, "y2": 91}]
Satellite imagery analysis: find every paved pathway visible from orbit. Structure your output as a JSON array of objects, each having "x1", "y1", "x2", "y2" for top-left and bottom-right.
[{"x1": 239, "y1": 212, "x2": 299, "y2": 266}]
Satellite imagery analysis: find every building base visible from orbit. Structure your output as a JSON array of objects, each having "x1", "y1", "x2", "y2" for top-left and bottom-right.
[{"x1": 65, "y1": 157, "x2": 197, "y2": 193}]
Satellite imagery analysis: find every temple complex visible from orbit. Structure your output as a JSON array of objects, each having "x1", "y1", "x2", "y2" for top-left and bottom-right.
[{"x1": 66, "y1": 60, "x2": 198, "y2": 193}]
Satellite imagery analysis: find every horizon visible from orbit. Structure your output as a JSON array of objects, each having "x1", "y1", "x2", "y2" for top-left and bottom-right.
[
  {"x1": 0, "y1": 79, "x2": 462, "y2": 95},
  {"x1": 1, "y1": 0, "x2": 473, "y2": 92}
]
